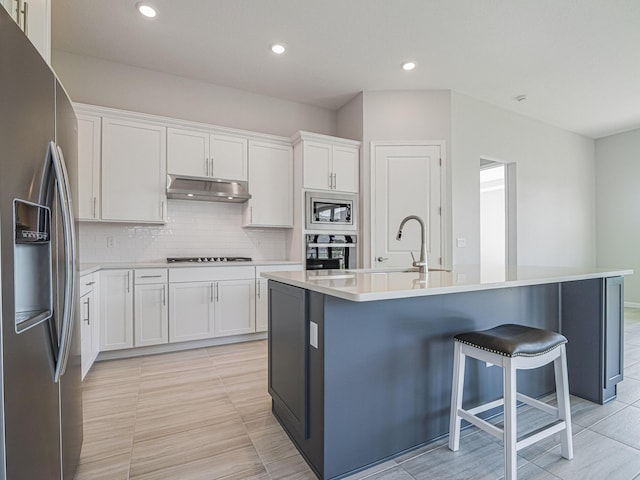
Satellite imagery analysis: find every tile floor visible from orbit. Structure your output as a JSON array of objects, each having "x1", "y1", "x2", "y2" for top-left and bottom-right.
[{"x1": 76, "y1": 309, "x2": 640, "y2": 480}]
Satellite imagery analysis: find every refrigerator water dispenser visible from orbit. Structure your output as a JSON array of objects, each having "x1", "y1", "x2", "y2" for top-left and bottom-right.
[{"x1": 13, "y1": 199, "x2": 53, "y2": 332}]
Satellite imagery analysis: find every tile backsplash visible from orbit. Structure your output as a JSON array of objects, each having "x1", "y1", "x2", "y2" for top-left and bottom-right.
[{"x1": 79, "y1": 200, "x2": 287, "y2": 263}]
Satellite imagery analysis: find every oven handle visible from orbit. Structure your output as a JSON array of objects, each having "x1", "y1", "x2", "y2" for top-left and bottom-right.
[{"x1": 307, "y1": 243, "x2": 357, "y2": 248}]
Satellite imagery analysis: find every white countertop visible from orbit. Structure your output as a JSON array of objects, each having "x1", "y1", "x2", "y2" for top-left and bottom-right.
[
  {"x1": 79, "y1": 260, "x2": 302, "y2": 277},
  {"x1": 261, "y1": 265, "x2": 634, "y2": 302}
]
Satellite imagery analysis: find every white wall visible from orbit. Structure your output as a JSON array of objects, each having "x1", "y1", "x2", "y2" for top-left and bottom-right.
[
  {"x1": 52, "y1": 50, "x2": 336, "y2": 138},
  {"x1": 596, "y1": 128, "x2": 640, "y2": 304},
  {"x1": 451, "y1": 92, "x2": 596, "y2": 267},
  {"x1": 360, "y1": 90, "x2": 452, "y2": 267},
  {"x1": 79, "y1": 200, "x2": 287, "y2": 264},
  {"x1": 336, "y1": 93, "x2": 364, "y2": 141}
]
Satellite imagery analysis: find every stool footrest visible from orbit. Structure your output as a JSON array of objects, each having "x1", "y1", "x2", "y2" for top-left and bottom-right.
[
  {"x1": 517, "y1": 393, "x2": 559, "y2": 417},
  {"x1": 516, "y1": 420, "x2": 566, "y2": 451},
  {"x1": 458, "y1": 408, "x2": 504, "y2": 441}
]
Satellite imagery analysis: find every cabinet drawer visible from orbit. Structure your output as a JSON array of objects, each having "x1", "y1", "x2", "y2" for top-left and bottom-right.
[
  {"x1": 80, "y1": 274, "x2": 97, "y2": 296},
  {"x1": 135, "y1": 269, "x2": 168, "y2": 284},
  {"x1": 170, "y1": 266, "x2": 255, "y2": 283}
]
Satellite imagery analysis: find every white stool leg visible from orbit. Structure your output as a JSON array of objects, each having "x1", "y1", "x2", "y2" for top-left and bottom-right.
[
  {"x1": 449, "y1": 341, "x2": 465, "y2": 451},
  {"x1": 554, "y1": 344, "x2": 574, "y2": 460},
  {"x1": 504, "y1": 357, "x2": 517, "y2": 480}
]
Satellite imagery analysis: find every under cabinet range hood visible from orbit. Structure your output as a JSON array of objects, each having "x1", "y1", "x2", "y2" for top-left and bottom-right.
[{"x1": 166, "y1": 174, "x2": 251, "y2": 203}]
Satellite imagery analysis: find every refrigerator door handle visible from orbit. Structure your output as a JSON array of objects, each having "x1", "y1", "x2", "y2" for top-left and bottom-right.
[{"x1": 50, "y1": 142, "x2": 77, "y2": 382}]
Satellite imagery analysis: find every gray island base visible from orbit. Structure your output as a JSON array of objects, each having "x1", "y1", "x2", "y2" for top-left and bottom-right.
[{"x1": 264, "y1": 266, "x2": 631, "y2": 480}]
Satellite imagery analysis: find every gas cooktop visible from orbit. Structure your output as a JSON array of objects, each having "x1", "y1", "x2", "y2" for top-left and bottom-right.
[{"x1": 167, "y1": 256, "x2": 252, "y2": 263}]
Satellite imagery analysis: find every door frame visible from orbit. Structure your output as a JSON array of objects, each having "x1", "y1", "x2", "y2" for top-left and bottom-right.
[
  {"x1": 370, "y1": 140, "x2": 450, "y2": 268},
  {"x1": 479, "y1": 156, "x2": 517, "y2": 271}
]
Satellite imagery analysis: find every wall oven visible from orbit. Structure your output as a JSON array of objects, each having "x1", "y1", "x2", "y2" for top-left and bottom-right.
[
  {"x1": 305, "y1": 192, "x2": 357, "y2": 231},
  {"x1": 306, "y1": 234, "x2": 357, "y2": 270}
]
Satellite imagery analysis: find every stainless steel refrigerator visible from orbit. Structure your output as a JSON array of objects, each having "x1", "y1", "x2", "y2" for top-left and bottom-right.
[{"x1": 0, "y1": 6, "x2": 82, "y2": 479}]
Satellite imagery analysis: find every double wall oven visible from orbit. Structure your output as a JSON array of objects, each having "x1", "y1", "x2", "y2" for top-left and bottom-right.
[{"x1": 305, "y1": 192, "x2": 357, "y2": 270}]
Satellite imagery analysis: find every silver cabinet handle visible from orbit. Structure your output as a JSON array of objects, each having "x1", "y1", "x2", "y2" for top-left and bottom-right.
[
  {"x1": 256, "y1": 280, "x2": 261, "y2": 298},
  {"x1": 250, "y1": 206, "x2": 253, "y2": 224},
  {"x1": 140, "y1": 274, "x2": 162, "y2": 278},
  {"x1": 210, "y1": 283, "x2": 214, "y2": 303},
  {"x1": 205, "y1": 158, "x2": 209, "y2": 176},
  {"x1": 160, "y1": 200, "x2": 165, "y2": 220},
  {"x1": 210, "y1": 158, "x2": 214, "y2": 177},
  {"x1": 215, "y1": 282, "x2": 219, "y2": 302},
  {"x1": 333, "y1": 173, "x2": 337, "y2": 189},
  {"x1": 93, "y1": 196, "x2": 97, "y2": 218},
  {"x1": 85, "y1": 281, "x2": 96, "y2": 286},
  {"x1": 162, "y1": 285, "x2": 166, "y2": 306},
  {"x1": 328, "y1": 173, "x2": 333, "y2": 189},
  {"x1": 83, "y1": 297, "x2": 90, "y2": 325},
  {"x1": 377, "y1": 256, "x2": 389, "y2": 262}
]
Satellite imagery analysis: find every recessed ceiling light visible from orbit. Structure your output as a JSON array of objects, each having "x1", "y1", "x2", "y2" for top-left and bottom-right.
[
  {"x1": 402, "y1": 61, "x2": 416, "y2": 71},
  {"x1": 136, "y1": 3, "x2": 157, "y2": 18},
  {"x1": 271, "y1": 44, "x2": 286, "y2": 55}
]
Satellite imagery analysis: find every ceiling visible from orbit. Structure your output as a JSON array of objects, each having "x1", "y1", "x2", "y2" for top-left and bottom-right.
[{"x1": 52, "y1": 0, "x2": 640, "y2": 139}]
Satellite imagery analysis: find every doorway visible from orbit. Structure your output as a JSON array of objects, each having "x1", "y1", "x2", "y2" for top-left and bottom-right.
[{"x1": 480, "y1": 159, "x2": 516, "y2": 276}]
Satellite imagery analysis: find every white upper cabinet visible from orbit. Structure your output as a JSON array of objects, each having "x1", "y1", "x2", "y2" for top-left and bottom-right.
[
  {"x1": 243, "y1": 140, "x2": 293, "y2": 227},
  {"x1": 167, "y1": 127, "x2": 247, "y2": 181},
  {"x1": 101, "y1": 117, "x2": 167, "y2": 223},
  {"x1": 296, "y1": 132, "x2": 360, "y2": 193},
  {"x1": 76, "y1": 113, "x2": 101, "y2": 221},
  {"x1": 1, "y1": 0, "x2": 50, "y2": 62}
]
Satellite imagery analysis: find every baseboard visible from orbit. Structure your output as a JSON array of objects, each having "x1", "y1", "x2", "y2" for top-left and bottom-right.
[{"x1": 96, "y1": 331, "x2": 268, "y2": 361}]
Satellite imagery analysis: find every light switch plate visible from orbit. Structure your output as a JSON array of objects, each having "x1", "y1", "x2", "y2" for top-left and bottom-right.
[{"x1": 310, "y1": 321, "x2": 318, "y2": 349}]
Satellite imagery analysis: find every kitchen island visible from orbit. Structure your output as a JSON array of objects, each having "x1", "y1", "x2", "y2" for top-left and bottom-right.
[{"x1": 263, "y1": 265, "x2": 632, "y2": 480}]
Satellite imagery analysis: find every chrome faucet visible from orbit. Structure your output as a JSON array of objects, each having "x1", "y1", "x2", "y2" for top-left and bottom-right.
[{"x1": 396, "y1": 215, "x2": 429, "y2": 274}]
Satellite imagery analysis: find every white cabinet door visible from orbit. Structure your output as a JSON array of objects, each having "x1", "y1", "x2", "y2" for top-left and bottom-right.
[
  {"x1": 244, "y1": 141, "x2": 293, "y2": 227},
  {"x1": 169, "y1": 282, "x2": 215, "y2": 342},
  {"x1": 135, "y1": 284, "x2": 168, "y2": 346},
  {"x1": 303, "y1": 141, "x2": 332, "y2": 190},
  {"x1": 214, "y1": 279, "x2": 255, "y2": 337},
  {"x1": 2, "y1": 0, "x2": 50, "y2": 62},
  {"x1": 100, "y1": 270, "x2": 133, "y2": 351},
  {"x1": 255, "y1": 278, "x2": 268, "y2": 332},
  {"x1": 332, "y1": 145, "x2": 359, "y2": 193},
  {"x1": 101, "y1": 117, "x2": 166, "y2": 223},
  {"x1": 167, "y1": 127, "x2": 209, "y2": 177},
  {"x1": 210, "y1": 134, "x2": 247, "y2": 181},
  {"x1": 77, "y1": 114, "x2": 101, "y2": 220},
  {"x1": 80, "y1": 288, "x2": 96, "y2": 379}
]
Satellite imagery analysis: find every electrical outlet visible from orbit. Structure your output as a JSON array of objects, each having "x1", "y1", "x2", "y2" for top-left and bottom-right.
[
  {"x1": 456, "y1": 237, "x2": 467, "y2": 248},
  {"x1": 106, "y1": 236, "x2": 116, "y2": 248}
]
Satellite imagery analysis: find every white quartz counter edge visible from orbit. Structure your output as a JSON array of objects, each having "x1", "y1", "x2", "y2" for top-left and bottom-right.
[
  {"x1": 261, "y1": 267, "x2": 634, "y2": 302},
  {"x1": 79, "y1": 261, "x2": 302, "y2": 277}
]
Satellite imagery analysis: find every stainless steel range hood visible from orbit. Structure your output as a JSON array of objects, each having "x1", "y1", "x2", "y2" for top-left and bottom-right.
[{"x1": 166, "y1": 174, "x2": 251, "y2": 203}]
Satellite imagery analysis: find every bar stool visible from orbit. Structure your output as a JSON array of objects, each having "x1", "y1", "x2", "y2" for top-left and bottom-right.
[{"x1": 448, "y1": 324, "x2": 573, "y2": 480}]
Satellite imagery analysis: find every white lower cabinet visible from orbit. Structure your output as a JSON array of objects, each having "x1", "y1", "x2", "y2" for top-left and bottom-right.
[
  {"x1": 134, "y1": 269, "x2": 168, "y2": 347},
  {"x1": 80, "y1": 273, "x2": 99, "y2": 379},
  {"x1": 255, "y1": 278, "x2": 268, "y2": 332},
  {"x1": 168, "y1": 281, "x2": 215, "y2": 342},
  {"x1": 100, "y1": 269, "x2": 133, "y2": 351},
  {"x1": 214, "y1": 279, "x2": 255, "y2": 337}
]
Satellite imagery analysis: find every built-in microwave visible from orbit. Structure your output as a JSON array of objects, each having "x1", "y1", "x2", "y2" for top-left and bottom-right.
[{"x1": 305, "y1": 192, "x2": 357, "y2": 231}]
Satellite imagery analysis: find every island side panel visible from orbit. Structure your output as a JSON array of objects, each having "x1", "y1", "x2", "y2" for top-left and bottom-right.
[
  {"x1": 561, "y1": 277, "x2": 624, "y2": 404},
  {"x1": 321, "y1": 284, "x2": 560, "y2": 479},
  {"x1": 268, "y1": 281, "x2": 325, "y2": 478}
]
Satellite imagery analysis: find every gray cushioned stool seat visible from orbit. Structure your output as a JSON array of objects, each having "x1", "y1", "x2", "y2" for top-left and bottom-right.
[{"x1": 454, "y1": 323, "x2": 567, "y2": 358}]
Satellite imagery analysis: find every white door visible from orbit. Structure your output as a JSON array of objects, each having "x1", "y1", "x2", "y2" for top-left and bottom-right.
[
  {"x1": 76, "y1": 114, "x2": 101, "y2": 220},
  {"x1": 246, "y1": 141, "x2": 293, "y2": 226},
  {"x1": 303, "y1": 141, "x2": 332, "y2": 190},
  {"x1": 332, "y1": 145, "x2": 359, "y2": 193},
  {"x1": 100, "y1": 270, "x2": 133, "y2": 351},
  {"x1": 373, "y1": 144, "x2": 442, "y2": 268},
  {"x1": 214, "y1": 279, "x2": 255, "y2": 337},
  {"x1": 255, "y1": 278, "x2": 268, "y2": 332},
  {"x1": 101, "y1": 117, "x2": 166, "y2": 222},
  {"x1": 167, "y1": 127, "x2": 209, "y2": 177},
  {"x1": 134, "y1": 284, "x2": 168, "y2": 347},
  {"x1": 169, "y1": 282, "x2": 215, "y2": 342},
  {"x1": 210, "y1": 134, "x2": 247, "y2": 181}
]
